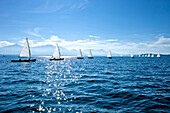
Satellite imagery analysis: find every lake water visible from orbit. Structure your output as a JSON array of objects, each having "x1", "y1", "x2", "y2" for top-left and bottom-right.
[{"x1": 0, "y1": 56, "x2": 169, "y2": 112}]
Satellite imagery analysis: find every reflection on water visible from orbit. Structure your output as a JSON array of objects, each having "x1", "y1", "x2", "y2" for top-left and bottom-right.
[
  {"x1": 37, "y1": 59, "x2": 82, "y2": 112},
  {"x1": 0, "y1": 56, "x2": 169, "y2": 112}
]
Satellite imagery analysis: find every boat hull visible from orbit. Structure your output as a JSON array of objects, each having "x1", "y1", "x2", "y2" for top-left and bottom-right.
[
  {"x1": 88, "y1": 57, "x2": 93, "y2": 59},
  {"x1": 11, "y1": 59, "x2": 36, "y2": 62},
  {"x1": 49, "y1": 58, "x2": 64, "y2": 61},
  {"x1": 108, "y1": 57, "x2": 112, "y2": 59},
  {"x1": 77, "y1": 57, "x2": 84, "y2": 59}
]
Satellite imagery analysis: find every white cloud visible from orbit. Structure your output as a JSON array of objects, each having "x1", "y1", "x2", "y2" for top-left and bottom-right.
[
  {"x1": 154, "y1": 36, "x2": 170, "y2": 44},
  {"x1": 29, "y1": 36, "x2": 64, "y2": 47},
  {"x1": 105, "y1": 39, "x2": 118, "y2": 42},
  {"x1": 148, "y1": 36, "x2": 170, "y2": 47},
  {"x1": 0, "y1": 41, "x2": 14, "y2": 47},
  {"x1": 49, "y1": 36, "x2": 64, "y2": 41},
  {"x1": 24, "y1": 27, "x2": 43, "y2": 37},
  {"x1": 89, "y1": 35, "x2": 100, "y2": 39}
]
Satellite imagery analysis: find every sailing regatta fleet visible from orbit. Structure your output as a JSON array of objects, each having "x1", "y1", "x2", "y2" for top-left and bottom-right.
[{"x1": 11, "y1": 38, "x2": 161, "y2": 62}]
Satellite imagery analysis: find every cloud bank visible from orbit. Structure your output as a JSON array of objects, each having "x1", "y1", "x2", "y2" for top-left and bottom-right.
[
  {"x1": 0, "y1": 35, "x2": 170, "y2": 55},
  {"x1": 16, "y1": 35, "x2": 170, "y2": 54},
  {"x1": 0, "y1": 41, "x2": 14, "y2": 47}
]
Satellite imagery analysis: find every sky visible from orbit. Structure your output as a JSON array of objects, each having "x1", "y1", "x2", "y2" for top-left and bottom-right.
[{"x1": 0, "y1": 0, "x2": 170, "y2": 55}]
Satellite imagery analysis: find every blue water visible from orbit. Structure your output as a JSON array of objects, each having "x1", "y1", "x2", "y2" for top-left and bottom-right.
[{"x1": 0, "y1": 56, "x2": 169, "y2": 112}]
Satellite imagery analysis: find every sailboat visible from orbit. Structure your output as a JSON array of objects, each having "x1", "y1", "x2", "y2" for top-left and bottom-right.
[
  {"x1": 11, "y1": 38, "x2": 36, "y2": 62},
  {"x1": 120, "y1": 54, "x2": 123, "y2": 58},
  {"x1": 77, "y1": 49, "x2": 84, "y2": 59},
  {"x1": 145, "y1": 54, "x2": 147, "y2": 57},
  {"x1": 138, "y1": 54, "x2": 141, "y2": 57},
  {"x1": 131, "y1": 53, "x2": 134, "y2": 58},
  {"x1": 107, "y1": 50, "x2": 112, "y2": 59},
  {"x1": 49, "y1": 43, "x2": 64, "y2": 61},
  {"x1": 151, "y1": 54, "x2": 154, "y2": 57},
  {"x1": 88, "y1": 49, "x2": 93, "y2": 59},
  {"x1": 148, "y1": 53, "x2": 151, "y2": 58},
  {"x1": 157, "y1": 53, "x2": 161, "y2": 58}
]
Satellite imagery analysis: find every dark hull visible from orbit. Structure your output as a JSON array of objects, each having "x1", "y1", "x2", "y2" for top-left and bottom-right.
[
  {"x1": 88, "y1": 57, "x2": 93, "y2": 59},
  {"x1": 49, "y1": 58, "x2": 64, "y2": 61},
  {"x1": 77, "y1": 57, "x2": 84, "y2": 59},
  {"x1": 11, "y1": 59, "x2": 36, "y2": 62},
  {"x1": 108, "y1": 57, "x2": 112, "y2": 59}
]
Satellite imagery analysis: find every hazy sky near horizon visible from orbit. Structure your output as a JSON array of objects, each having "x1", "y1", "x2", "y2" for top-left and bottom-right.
[{"x1": 0, "y1": 0, "x2": 170, "y2": 54}]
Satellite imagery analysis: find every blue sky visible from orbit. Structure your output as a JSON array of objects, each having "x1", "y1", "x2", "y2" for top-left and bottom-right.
[{"x1": 0, "y1": 0, "x2": 170, "y2": 55}]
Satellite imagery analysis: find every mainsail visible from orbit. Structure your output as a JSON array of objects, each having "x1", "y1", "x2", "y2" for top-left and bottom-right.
[
  {"x1": 107, "y1": 50, "x2": 112, "y2": 57},
  {"x1": 52, "y1": 43, "x2": 61, "y2": 59},
  {"x1": 120, "y1": 54, "x2": 123, "y2": 58},
  {"x1": 157, "y1": 53, "x2": 160, "y2": 58},
  {"x1": 148, "y1": 53, "x2": 150, "y2": 57},
  {"x1": 88, "y1": 50, "x2": 93, "y2": 57},
  {"x1": 78, "y1": 49, "x2": 83, "y2": 57},
  {"x1": 19, "y1": 38, "x2": 31, "y2": 58},
  {"x1": 151, "y1": 54, "x2": 154, "y2": 57},
  {"x1": 131, "y1": 53, "x2": 134, "y2": 58}
]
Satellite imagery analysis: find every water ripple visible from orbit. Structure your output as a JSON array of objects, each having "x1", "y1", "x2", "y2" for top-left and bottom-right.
[{"x1": 0, "y1": 56, "x2": 169, "y2": 112}]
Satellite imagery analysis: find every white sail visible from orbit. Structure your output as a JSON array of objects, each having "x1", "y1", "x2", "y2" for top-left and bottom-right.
[
  {"x1": 52, "y1": 43, "x2": 61, "y2": 59},
  {"x1": 157, "y1": 53, "x2": 160, "y2": 58},
  {"x1": 145, "y1": 55, "x2": 147, "y2": 57},
  {"x1": 19, "y1": 38, "x2": 31, "y2": 58},
  {"x1": 138, "y1": 54, "x2": 141, "y2": 57},
  {"x1": 107, "y1": 50, "x2": 112, "y2": 57},
  {"x1": 120, "y1": 54, "x2": 123, "y2": 58},
  {"x1": 151, "y1": 54, "x2": 154, "y2": 57},
  {"x1": 88, "y1": 50, "x2": 93, "y2": 57},
  {"x1": 78, "y1": 49, "x2": 83, "y2": 57},
  {"x1": 148, "y1": 53, "x2": 150, "y2": 57},
  {"x1": 131, "y1": 53, "x2": 134, "y2": 58}
]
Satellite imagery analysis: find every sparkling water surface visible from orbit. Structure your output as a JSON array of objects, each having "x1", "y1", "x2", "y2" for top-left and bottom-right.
[{"x1": 0, "y1": 56, "x2": 169, "y2": 112}]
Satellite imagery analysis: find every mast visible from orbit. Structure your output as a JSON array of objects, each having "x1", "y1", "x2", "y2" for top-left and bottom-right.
[
  {"x1": 19, "y1": 38, "x2": 31, "y2": 58},
  {"x1": 27, "y1": 38, "x2": 31, "y2": 58},
  {"x1": 78, "y1": 49, "x2": 83, "y2": 57}
]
